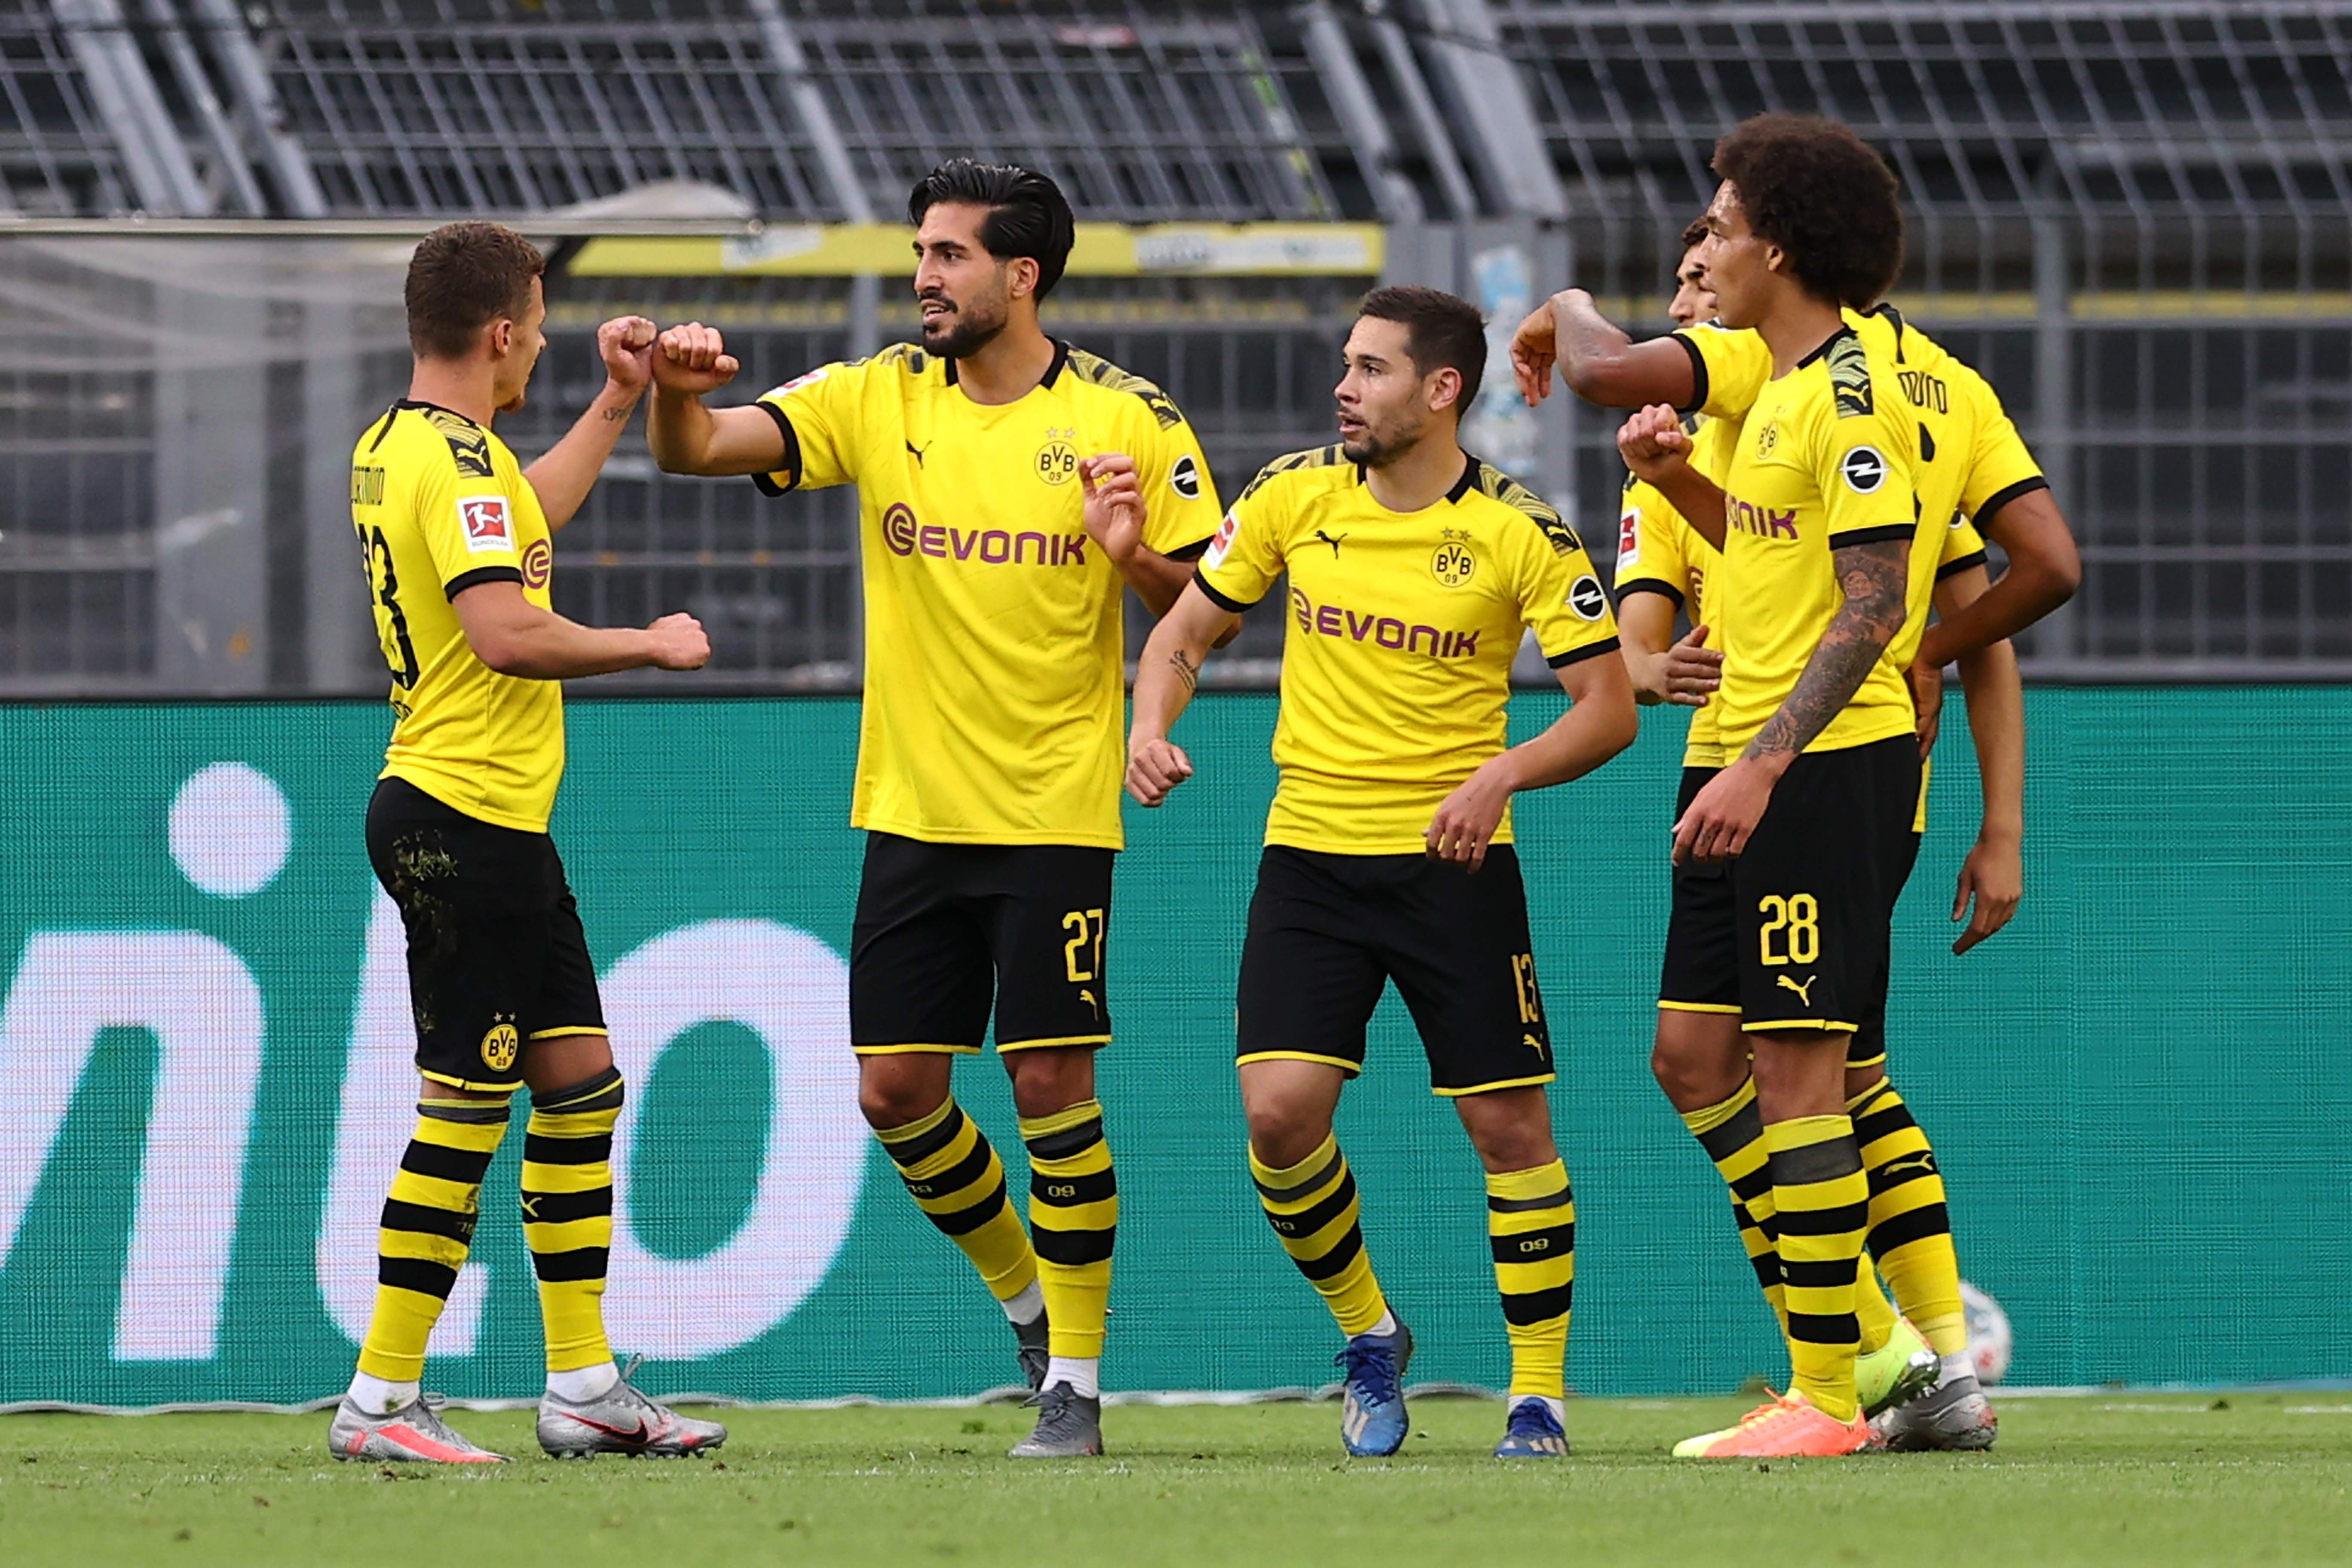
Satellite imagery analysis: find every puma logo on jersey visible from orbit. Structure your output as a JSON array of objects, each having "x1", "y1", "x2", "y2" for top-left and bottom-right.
[
  {"x1": 1314, "y1": 529, "x2": 1348, "y2": 556},
  {"x1": 1777, "y1": 974, "x2": 1818, "y2": 1007},
  {"x1": 906, "y1": 440, "x2": 931, "y2": 467}
]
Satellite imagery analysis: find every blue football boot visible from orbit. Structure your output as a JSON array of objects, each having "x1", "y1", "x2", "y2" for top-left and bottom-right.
[
  {"x1": 1336, "y1": 1320, "x2": 1413, "y2": 1457},
  {"x1": 1494, "y1": 1397, "x2": 1570, "y2": 1458}
]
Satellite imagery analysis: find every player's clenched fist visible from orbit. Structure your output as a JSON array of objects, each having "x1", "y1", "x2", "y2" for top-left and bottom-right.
[
  {"x1": 645, "y1": 611, "x2": 710, "y2": 671},
  {"x1": 598, "y1": 315, "x2": 658, "y2": 393},
  {"x1": 1126, "y1": 736, "x2": 1194, "y2": 807},
  {"x1": 654, "y1": 322, "x2": 740, "y2": 393},
  {"x1": 1616, "y1": 404, "x2": 1692, "y2": 486}
]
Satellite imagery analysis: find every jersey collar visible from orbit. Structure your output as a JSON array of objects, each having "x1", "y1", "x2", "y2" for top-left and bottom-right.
[
  {"x1": 941, "y1": 337, "x2": 1071, "y2": 391},
  {"x1": 1795, "y1": 324, "x2": 1857, "y2": 370},
  {"x1": 1354, "y1": 450, "x2": 1482, "y2": 506},
  {"x1": 391, "y1": 397, "x2": 483, "y2": 426}
]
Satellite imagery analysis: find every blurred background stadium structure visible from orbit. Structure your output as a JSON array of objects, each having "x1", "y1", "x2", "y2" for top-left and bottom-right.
[{"x1": 2, "y1": 0, "x2": 2348, "y2": 692}]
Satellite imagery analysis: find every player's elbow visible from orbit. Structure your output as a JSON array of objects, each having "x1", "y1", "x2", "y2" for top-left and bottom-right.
[
  {"x1": 465, "y1": 629, "x2": 529, "y2": 677},
  {"x1": 1559, "y1": 349, "x2": 1637, "y2": 408}
]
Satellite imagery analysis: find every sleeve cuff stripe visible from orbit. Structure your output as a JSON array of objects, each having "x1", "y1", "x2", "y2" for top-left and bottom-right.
[
  {"x1": 1614, "y1": 578, "x2": 1685, "y2": 609},
  {"x1": 445, "y1": 566, "x2": 524, "y2": 597},
  {"x1": 1162, "y1": 535, "x2": 1217, "y2": 563},
  {"x1": 1830, "y1": 524, "x2": 1917, "y2": 548},
  {"x1": 1192, "y1": 571, "x2": 1257, "y2": 614},
  {"x1": 1973, "y1": 474, "x2": 2049, "y2": 528},
  {"x1": 1674, "y1": 333, "x2": 1709, "y2": 417},
  {"x1": 1547, "y1": 635, "x2": 1622, "y2": 669},
  {"x1": 750, "y1": 399, "x2": 802, "y2": 496},
  {"x1": 1934, "y1": 549, "x2": 1989, "y2": 582}
]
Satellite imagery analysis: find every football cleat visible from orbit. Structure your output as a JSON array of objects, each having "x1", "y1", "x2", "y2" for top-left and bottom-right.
[
  {"x1": 1870, "y1": 1369, "x2": 1998, "y2": 1452},
  {"x1": 1007, "y1": 1380, "x2": 1104, "y2": 1458},
  {"x1": 1013, "y1": 1311, "x2": 1051, "y2": 1393},
  {"x1": 1856, "y1": 1318, "x2": 1942, "y2": 1418},
  {"x1": 1493, "y1": 1398, "x2": 1570, "y2": 1459},
  {"x1": 328, "y1": 1393, "x2": 508, "y2": 1464},
  {"x1": 1672, "y1": 1390, "x2": 1871, "y2": 1458},
  {"x1": 537, "y1": 1360, "x2": 728, "y2": 1459},
  {"x1": 1336, "y1": 1320, "x2": 1413, "y2": 1458}
]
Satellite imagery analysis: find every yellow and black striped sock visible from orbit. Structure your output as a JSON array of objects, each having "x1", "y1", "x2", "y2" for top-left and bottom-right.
[
  {"x1": 1487, "y1": 1160, "x2": 1574, "y2": 1401},
  {"x1": 1020, "y1": 1099, "x2": 1117, "y2": 1361},
  {"x1": 1681, "y1": 1079, "x2": 1785, "y2": 1330},
  {"x1": 876, "y1": 1098, "x2": 1040, "y2": 1305},
  {"x1": 1767, "y1": 1114, "x2": 1871, "y2": 1423},
  {"x1": 1850, "y1": 1078, "x2": 1967, "y2": 1356},
  {"x1": 1250, "y1": 1133, "x2": 1390, "y2": 1337},
  {"x1": 521, "y1": 1067, "x2": 622, "y2": 1375},
  {"x1": 356, "y1": 1097, "x2": 509, "y2": 1383}
]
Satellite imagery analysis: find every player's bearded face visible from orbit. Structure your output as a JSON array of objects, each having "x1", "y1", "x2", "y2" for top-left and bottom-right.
[
  {"x1": 913, "y1": 203, "x2": 1019, "y2": 359},
  {"x1": 1335, "y1": 317, "x2": 1441, "y2": 468}
]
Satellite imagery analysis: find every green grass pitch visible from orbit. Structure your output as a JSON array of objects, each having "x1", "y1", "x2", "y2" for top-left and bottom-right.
[{"x1": 3, "y1": 1393, "x2": 2348, "y2": 1566}]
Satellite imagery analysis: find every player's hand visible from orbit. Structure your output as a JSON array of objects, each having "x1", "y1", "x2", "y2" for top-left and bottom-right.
[
  {"x1": 1617, "y1": 404, "x2": 1692, "y2": 486},
  {"x1": 1080, "y1": 453, "x2": 1146, "y2": 566},
  {"x1": 653, "y1": 322, "x2": 740, "y2": 395},
  {"x1": 1672, "y1": 754, "x2": 1779, "y2": 864},
  {"x1": 598, "y1": 315, "x2": 657, "y2": 396},
  {"x1": 1509, "y1": 293, "x2": 1571, "y2": 406},
  {"x1": 1951, "y1": 833, "x2": 2021, "y2": 954},
  {"x1": 1126, "y1": 735, "x2": 1194, "y2": 806},
  {"x1": 1661, "y1": 622, "x2": 1721, "y2": 707},
  {"x1": 645, "y1": 612, "x2": 710, "y2": 671},
  {"x1": 1426, "y1": 756, "x2": 1516, "y2": 872},
  {"x1": 1908, "y1": 657, "x2": 1946, "y2": 759}
]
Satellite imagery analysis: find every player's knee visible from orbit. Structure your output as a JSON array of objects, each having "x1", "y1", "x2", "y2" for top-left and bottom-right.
[
  {"x1": 857, "y1": 1060, "x2": 949, "y2": 1130},
  {"x1": 1842, "y1": 1060, "x2": 1887, "y2": 1105},
  {"x1": 1650, "y1": 1020, "x2": 1746, "y2": 1113},
  {"x1": 1243, "y1": 1096, "x2": 1331, "y2": 1169},
  {"x1": 1004, "y1": 1048, "x2": 1096, "y2": 1120}
]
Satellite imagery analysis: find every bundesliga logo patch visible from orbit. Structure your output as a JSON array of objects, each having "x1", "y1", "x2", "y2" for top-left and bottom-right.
[
  {"x1": 1203, "y1": 511, "x2": 1239, "y2": 570},
  {"x1": 457, "y1": 495, "x2": 513, "y2": 553}
]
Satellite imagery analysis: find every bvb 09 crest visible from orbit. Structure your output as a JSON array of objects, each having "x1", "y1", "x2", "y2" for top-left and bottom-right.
[
  {"x1": 1035, "y1": 433, "x2": 1078, "y2": 485},
  {"x1": 1431, "y1": 537, "x2": 1476, "y2": 588},
  {"x1": 480, "y1": 1019, "x2": 521, "y2": 1073}
]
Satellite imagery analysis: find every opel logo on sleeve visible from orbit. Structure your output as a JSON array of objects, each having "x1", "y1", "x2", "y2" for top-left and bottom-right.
[
  {"x1": 1840, "y1": 445, "x2": 1888, "y2": 494},
  {"x1": 1568, "y1": 574, "x2": 1608, "y2": 621}
]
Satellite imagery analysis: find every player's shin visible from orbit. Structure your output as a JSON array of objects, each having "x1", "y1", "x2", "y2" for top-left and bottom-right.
[
  {"x1": 1680, "y1": 1078, "x2": 1788, "y2": 1331},
  {"x1": 876, "y1": 1096, "x2": 1042, "y2": 1313},
  {"x1": 1487, "y1": 1160, "x2": 1574, "y2": 1407},
  {"x1": 1250, "y1": 1133, "x2": 1392, "y2": 1336},
  {"x1": 1850, "y1": 1078, "x2": 1966, "y2": 1357},
  {"x1": 1020, "y1": 1098, "x2": 1116, "y2": 1394},
  {"x1": 1765, "y1": 1115, "x2": 1871, "y2": 1424},
  {"x1": 352, "y1": 1096, "x2": 511, "y2": 1409},
  {"x1": 522, "y1": 1066, "x2": 623, "y2": 1397}
]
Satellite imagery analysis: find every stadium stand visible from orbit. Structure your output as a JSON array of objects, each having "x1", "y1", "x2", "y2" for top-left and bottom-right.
[{"x1": 0, "y1": 0, "x2": 2345, "y2": 688}]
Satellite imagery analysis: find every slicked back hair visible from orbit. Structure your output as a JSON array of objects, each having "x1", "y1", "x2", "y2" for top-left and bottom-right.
[
  {"x1": 1712, "y1": 113, "x2": 1904, "y2": 309},
  {"x1": 1357, "y1": 284, "x2": 1488, "y2": 413},
  {"x1": 907, "y1": 158, "x2": 1077, "y2": 299},
  {"x1": 1679, "y1": 215, "x2": 1710, "y2": 252},
  {"x1": 405, "y1": 220, "x2": 543, "y2": 360}
]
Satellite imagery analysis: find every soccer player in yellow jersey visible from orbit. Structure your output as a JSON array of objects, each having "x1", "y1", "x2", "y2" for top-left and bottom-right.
[
  {"x1": 332, "y1": 222, "x2": 719, "y2": 1464},
  {"x1": 646, "y1": 161, "x2": 1223, "y2": 1458},
  {"x1": 1128, "y1": 287, "x2": 1637, "y2": 1460},
  {"x1": 1607, "y1": 217, "x2": 2049, "y2": 1450}
]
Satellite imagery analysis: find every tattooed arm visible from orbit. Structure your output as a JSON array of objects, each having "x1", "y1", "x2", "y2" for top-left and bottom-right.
[
  {"x1": 1671, "y1": 536, "x2": 1913, "y2": 863},
  {"x1": 1127, "y1": 578, "x2": 1241, "y2": 806}
]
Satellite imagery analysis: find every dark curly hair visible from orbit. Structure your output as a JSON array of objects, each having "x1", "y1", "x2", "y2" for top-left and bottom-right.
[
  {"x1": 908, "y1": 158, "x2": 1076, "y2": 299},
  {"x1": 1711, "y1": 114, "x2": 1903, "y2": 309}
]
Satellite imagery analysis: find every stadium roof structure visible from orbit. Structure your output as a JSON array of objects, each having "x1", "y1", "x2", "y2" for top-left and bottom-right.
[{"x1": 3, "y1": 1, "x2": 2346, "y2": 229}]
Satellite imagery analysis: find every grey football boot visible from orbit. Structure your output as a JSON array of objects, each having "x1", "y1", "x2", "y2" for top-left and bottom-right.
[
  {"x1": 1870, "y1": 1368, "x2": 1999, "y2": 1452},
  {"x1": 1008, "y1": 1380, "x2": 1104, "y2": 1458},
  {"x1": 537, "y1": 1361, "x2": 729, "y2": 1459},
  {"x1": 328, "y1": 1393, "x2": 508, "y2": 1464}
]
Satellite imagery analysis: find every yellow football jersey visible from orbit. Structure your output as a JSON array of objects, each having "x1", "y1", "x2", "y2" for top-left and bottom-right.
[
  {"x1": 756, "y1": 340, "x2": 1222, "y2": 848},
  {"x1": 1613, "y1": 413, "x2": 1738, "y2": 768},
  {"x1": 1195, "y1": 448, "x2": 1620, "y2": 854},
  {"x1": 352, "y1": 400, "x2": 564, "y2": 833},
  {"x1": 1615, "y1": 412, "x2": 1989, "y2": 772},
  {"x1": 1700, "y1": 326, "x2": 1924, "y2": 756}
]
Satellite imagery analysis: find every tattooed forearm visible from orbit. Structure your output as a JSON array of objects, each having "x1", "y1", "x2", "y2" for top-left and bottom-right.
[
  {"x1": 1169, "y1": 648, "x2": 1199, "y2": 695},
  {"x1": 1746, "y1": 538, "x2": 1912, "y2": 762}
]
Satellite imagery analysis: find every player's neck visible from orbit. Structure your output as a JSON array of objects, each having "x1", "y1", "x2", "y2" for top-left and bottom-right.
[
  {"x1": 1755, "y1": 294, "x2": 1848, "y2": 379},
  {"x1": 407, "y1": 360, "x2": 499, "y2": 427},
  {"x1": 1362, "y1": 432, "x2": 1469, "y2": 514},
  {"x1": 951, "y1": 321, "x2": 1058, "y2": 407}
]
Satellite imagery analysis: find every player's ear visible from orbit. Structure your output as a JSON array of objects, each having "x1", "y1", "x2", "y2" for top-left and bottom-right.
[
  {"x1": 1006, "y1": 254, "x2": 1041, "y2": 302},
  {"x1": 487, "y1": 315, "x2": 514, "y2": 358},
  {"x1": 1425, "y1": 365, "x2": 1464, "y2": 415}
]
